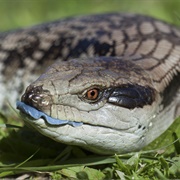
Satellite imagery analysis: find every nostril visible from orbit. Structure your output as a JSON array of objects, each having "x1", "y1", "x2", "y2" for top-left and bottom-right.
[
  {"x1": 32, "y1": 95, "x2": 41, "y2": 101},
  {"x1": 21, "y1": 85, "x2": 52, "y2": 111},
  {"x1": 21, "y1": 86, "x2": 33, "y2": 102}
]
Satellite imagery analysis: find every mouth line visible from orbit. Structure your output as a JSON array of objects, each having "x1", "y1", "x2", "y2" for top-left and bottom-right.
[
  {"x1": 16, "y1": 101, "x2": 83, "y2": 127},
  {"x1": 16, "y1": 101, "x2": 135, "y2": 132}
]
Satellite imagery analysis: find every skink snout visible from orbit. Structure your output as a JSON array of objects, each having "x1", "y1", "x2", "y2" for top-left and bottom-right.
[{"x1": 21, "y1": 85, "x2": 52, "y2": 111}]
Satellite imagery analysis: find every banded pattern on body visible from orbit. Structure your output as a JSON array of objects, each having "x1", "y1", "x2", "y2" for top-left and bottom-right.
[{"x1": 0, "y1": 13, "x2": 179, "y2": 154}]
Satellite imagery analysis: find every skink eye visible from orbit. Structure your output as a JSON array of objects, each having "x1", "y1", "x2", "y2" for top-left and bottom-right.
[{"x1": 85, "y1": 88, "x2": 100, "y2": 100}]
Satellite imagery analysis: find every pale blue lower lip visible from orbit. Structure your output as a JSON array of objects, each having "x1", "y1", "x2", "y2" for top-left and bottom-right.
[{"x1": 16, "y1": 101, "x2": 83, "y2": 127}]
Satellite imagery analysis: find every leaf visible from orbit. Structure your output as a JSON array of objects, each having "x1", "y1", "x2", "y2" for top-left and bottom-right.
[
  {"x1": 172, "y1": 132, "x2": 180, "y2": 154},
  {"x1": 115, "y1": 170, "x2": 126, "y2": 180},
  {"x1": 126, "y1": 153, "x2": 140, "y2": 171},
  {"x1": 154, "y1": 167, "x2": 167, "y2": 179},
  {"x1": 159, "y1": 156, "x2": 169, "y2": 177},
  {"x1": 60, "y1": 166, "x2": 105, "y2": 180},
  {"x1": 169, "y1": 156, "x2": 180, "y2": 177},
  {"x1": 114, "y1": 154, "x2": 131, "y2": 175}
]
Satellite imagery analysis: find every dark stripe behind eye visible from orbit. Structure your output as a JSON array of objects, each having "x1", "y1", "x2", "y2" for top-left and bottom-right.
[{"x1": 107, "y1": 84, "x2": 155, "y2": 109}]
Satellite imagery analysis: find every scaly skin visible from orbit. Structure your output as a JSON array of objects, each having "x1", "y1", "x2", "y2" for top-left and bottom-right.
[{"x1": 0, "y1": 13, "x2": 179, "y2": 154}]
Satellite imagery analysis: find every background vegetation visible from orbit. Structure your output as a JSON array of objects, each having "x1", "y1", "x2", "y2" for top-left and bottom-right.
[
  {"x1": 0, "y1": 0, "x2": 179, "y2": 179},
  {"x1": 0, "y1": 0, "x2": 180, "y2": 31}
]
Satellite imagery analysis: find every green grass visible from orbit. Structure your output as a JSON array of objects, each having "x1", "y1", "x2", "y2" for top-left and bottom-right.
[
  {"x1": 0, "y1": 0, "x2": 180, "y2": 179},
  {"x1": 0, "y1": 0, "x2": 180, "y2": 31},
  {"x1": 0, "y1": 114, "x2": 179, "y2": 179}
]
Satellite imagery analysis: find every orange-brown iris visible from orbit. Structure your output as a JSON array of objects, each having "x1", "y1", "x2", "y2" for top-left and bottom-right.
[{"x1": 86, "y1": 88, "x2": 99, "y2": 100}]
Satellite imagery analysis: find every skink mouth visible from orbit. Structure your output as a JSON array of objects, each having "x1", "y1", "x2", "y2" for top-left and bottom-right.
[{"x1": 16, "y1": 101, "x2": 83, "y2": 127}]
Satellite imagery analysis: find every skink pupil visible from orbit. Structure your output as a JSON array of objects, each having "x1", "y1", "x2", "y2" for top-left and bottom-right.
[{"x1": 86, "y1": 89, "x2": 99, "y2": 100}]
